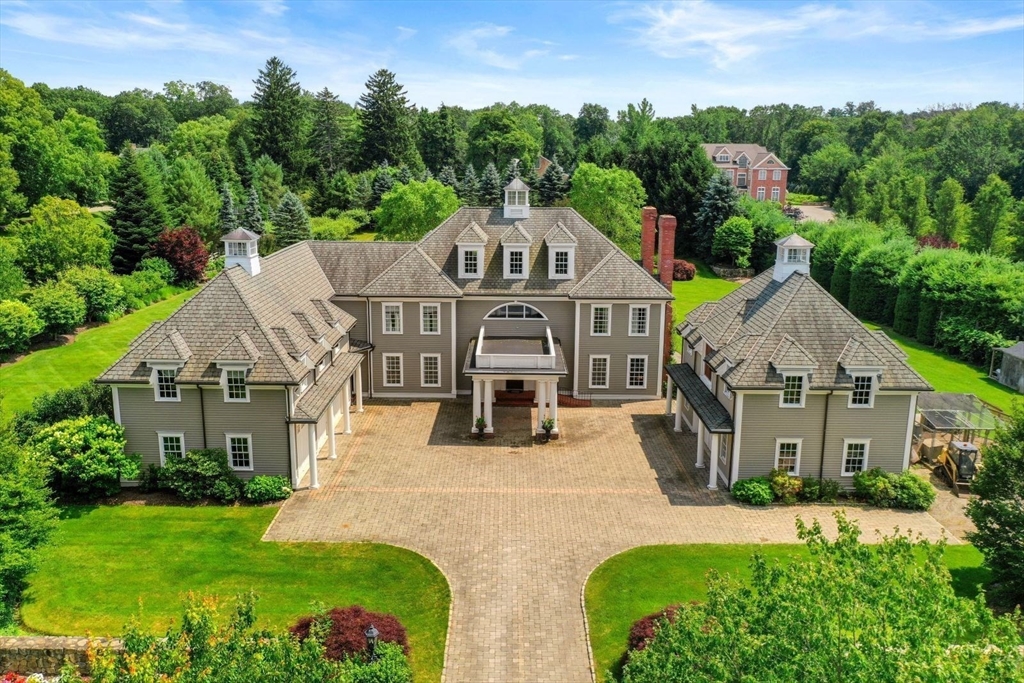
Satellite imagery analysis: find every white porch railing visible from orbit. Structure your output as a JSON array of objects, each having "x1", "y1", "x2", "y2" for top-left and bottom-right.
[{"x1": 475, "y1": 325, "x2": 556, "y2": 369}]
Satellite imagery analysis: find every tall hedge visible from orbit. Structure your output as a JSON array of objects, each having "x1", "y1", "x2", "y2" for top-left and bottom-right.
[
  {"x1": 848, "y1": 237, "x2": 915, "y2": 325},
  {"x1": 893, "y1": 249, "x2": 948, "y2": 337},
  {"x1": 829, "y1": 232, "x2": 883, "y2": 309}
]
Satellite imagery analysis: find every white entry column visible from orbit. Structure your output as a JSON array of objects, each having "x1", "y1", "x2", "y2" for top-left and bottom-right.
[
  {"x1": 343, "y1": 378, "x2": 352, "y2": 434},
  {"x1": 695, "y1": 419, "x2": 705, "y2": 469},
  {"x1": 355, "y1": 362, "x2": 364, "y2": 412},
  {"x1": 548, "y1": 380, "x2": 559, "y2": 435},
  {"x1": 483, "y1": 379, "x2": 494, "y2": 434},
  {"x1": 665, "y1": 388, "x2": 673, "y2": 415},
  {"x1": 536, "y1": 380, "x2": 547, "y2": 434},
  {"x1": 328, "y1": 403, "x2": 337, "y2": 460},
  {"x1": 674, "y1": 387, "x2": 684, "y2": 432},
  {"x1": 708, "y1": 433, "x2": 720, "y2": 490},
  {"x1": 308, "y1": 425, "x2": 319, "y2": 489},
  {"x1": 472, "y1": 379, "x2": 482, "y2": 432}
]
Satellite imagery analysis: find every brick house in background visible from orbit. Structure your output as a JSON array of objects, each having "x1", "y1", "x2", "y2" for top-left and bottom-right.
[{"x1": 702, "y1": 144, "x2": 789, "y2": 204}]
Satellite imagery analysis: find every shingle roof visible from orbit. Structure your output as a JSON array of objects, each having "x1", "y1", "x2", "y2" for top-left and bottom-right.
[
  {"x1": 213, "y1": 331, "x2": 261, "y2": 363},
  {"x1": 222, "y1": 228, "x2": 261, "y2": 241},
  {"x1": 500, "y1": 222, "x2": 533, "y2": 245},
  {"x1": 418, "y1": 207, "x2": 670, "y2": 299},
  {"x1": 838, "y1": 337, "x2": 886, "y2": 370},
  {"x1": 306, "y1": 241, "x2": 415, "y2": 296},
  {"x1": 776, "y1": 233, "x2": 814, "y2": 248},
  {"x1": 676, "y1": 269, "x2": 931, "y2": 391},
  {"x1": 504, "y1": 177, "x2": 530, "y2": 191},
  {"x1": 455, "y1": 222, "x2": 488, "y2": 245},
  {"x1": 311, "y1": 299, "x2": 356, "y2": 330},
  {"x1": 144, "y1": 330, "x2": 192, "y2": 362},
  {"x1": 291, "y1": 353, "x2": 363, "y2": 422},
  {"x1": 544, "y1": 221, "x2": 577, "y2": 245},
  {"x1": 769, "y1": 335, "x2": 818, "y2": 370},
  {"x1": 701, "y1": 143, "x2": 790, "y2": 170},
  {"x1": 358, "y1": 247, "x2": 463, "y2": 298},
  {"x1": 667, "y1": 364, "x2": 733, "y2": 433}
]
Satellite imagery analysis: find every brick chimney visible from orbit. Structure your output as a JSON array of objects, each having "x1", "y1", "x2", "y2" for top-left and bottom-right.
[
  {"x1": 657, "y1": 214, "x2": 676, "y2": 290},
  {"x1": 641, "y1": 206, "x2": 657, "y2": 274}
]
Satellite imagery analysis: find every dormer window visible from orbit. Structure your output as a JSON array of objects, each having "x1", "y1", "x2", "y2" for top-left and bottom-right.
[
  {"x1": 780, "y1": 374, "x2": 806, "y2": 407},
  {"x1": 155, "y1": 368, "x2": 179, "y2": 401},
  {"x1": 504, "y1": 247, "x2": 528, "y2": 279},
  {"x1": 226, "y1": 369, "x2": 248, "y2": 401},
  {"x1": 544, "y1": 222, "x2": 577, "y2": 279},
  {"x1": 458, "y1": 246, "x2": 483, "y2": 278},
  {"x1": 716, "y1": 153, "x2": 730, "y2": 162},
  {"x1": 850, "y1": 375, "x2": 875, "y2": 407},
  {"x1": 553, "y1": 250, "x2": 569, "y2": 275}
]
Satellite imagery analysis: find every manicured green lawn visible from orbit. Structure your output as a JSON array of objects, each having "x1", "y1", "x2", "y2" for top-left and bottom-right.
[
  {"x1": 671, "y1": 261, "x2": 742, "y2": 351},
  {"x1": 585, "y1": 543, "x2": 987, "y2": 683},
  {"x1": 23, "y1": 506, "x2": 450, "y2": 682},
  {"x1": 347, "y1": 230, "x2": 378, "y2": 241},
  {"x1": 0, "y1": 290, "x2": 195, "y2": 415}
]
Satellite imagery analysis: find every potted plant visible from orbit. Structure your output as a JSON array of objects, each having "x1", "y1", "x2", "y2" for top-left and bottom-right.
[
  {"x1": 542, "y1": 417, "x2": 555, "y2": 441},
  {"x1": 475, "y1": 416, "x2": 487, "y2": 439}
]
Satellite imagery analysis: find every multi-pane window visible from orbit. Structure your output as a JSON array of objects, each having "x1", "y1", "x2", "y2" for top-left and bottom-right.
[
  {"x1": 156, "y1": 369, "x2": 178, "y2": 400},
  {"x1": 421, "y1": 354, "x2": 440, "y2": 387},
  {"x1": 771, "y1": 187, "x2": 780, "y2": 201},
  {"x1": 507, "y1": 190, "x2": 527, "y2": 205},
  {"x1": 228, "y1": 435, "x2": 251, "y2": 470},
  {"x1": 554, "y1": 251, "x2": 569, "y2": 275},
  {"x1": 776, "y1": 441, "x2": 800, "y2": 475},
  {"x1": 716, "y1": 153, "x2": 730, "y2": 162},
  {"x1": 629, "y1": 306, "x2": 648, "y2": 336},
  {"x1": 591, "y1": 306, "x2": 610, "y2": 335},
  {"x1": 781, "y1": 375, "x2": 804, "y2": 406},
  {"x1": 843, "y1": 441, "x2": 868, "y2": 475},
  {"x1": 773, "y1": 169, "x2": 782, "y2": 180},
  {"x1": 737, "y1": 172, "x2": 747, "y2": 186},
  {"x1": 590, "y1": 356, "x2": 609, "y2": 389},
  {"x1": 758, "y1": 170, "x2": 767, "y2": 180},
  {"x1": 486, "y1": 303, "x2": 545, "y2": 319},
  {"x1": 160, "y1": 434, "x2": 183, "y2": 464},
  {"x1": 509, "y1": 250, "x2": 524, "y2": 275},
  {"x1": 463, "y1": 249, "x2": 479, "y2": 275},
  {"x1": 421, "y1": 304, "x2": 440, "y2": 334},
  {"x1": 627, "y1": 356, "x2": 647, "y2": 389},
  {"x1": 786, "y1": 248, "x2": 807, "y2": 263},
  {"x1": 851, "y1": 376, "x2": 873, "y2": 406},
  {"x1": 226, "y1": 369, "x2": 247, "y2": 400},
  {"x1": 383, "y1": 354, "x2": 403, "y2": 386},
  {"x1": 383, "y1": 304, "x2": 402, "y2": 333},
  {"x1": 756, "y1": 187, "x2": 766, "y2": 200},
  {"x1": 226, "y1": 241, "x2": 250, "y2": 257}
]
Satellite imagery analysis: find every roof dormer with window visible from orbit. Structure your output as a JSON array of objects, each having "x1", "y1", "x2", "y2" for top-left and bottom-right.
[
  {"x1": 504, "y1": 177, "x2": 530, "y2": 219},
  {"x1": 544, "y1": 221, "x2": 577, "y2": 279},
  {"x1": 500, "y1": 222, "x2": 532, "y2": 279},
  {"x1": 456, "y1": 222, "x2": 487, "y2": 279}
]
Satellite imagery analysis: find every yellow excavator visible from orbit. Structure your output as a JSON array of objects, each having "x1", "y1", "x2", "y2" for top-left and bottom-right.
[{"x1": 935, "y1": 441, "x2": 979, "y2": 497}]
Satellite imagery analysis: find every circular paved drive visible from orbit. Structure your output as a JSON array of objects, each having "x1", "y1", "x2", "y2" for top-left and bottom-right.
[{"x1": 265, "y1": 399, "x2": 956, "y2": 683}]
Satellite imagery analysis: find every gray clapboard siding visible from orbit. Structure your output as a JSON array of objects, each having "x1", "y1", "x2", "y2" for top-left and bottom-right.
[
  {"x1": 332, "y1": 298, "x2": 370, "y2": 390},
  {"x1": 738, "y1": 393, "x2": 827, "y2": 479},
  {"x1": 821, "y1": 393, "x2": 912, "y2": 480},
  {"x1": 370, "y1": 301, "x2": 454, "y2": 394},
  {"x1": 577, "y1": 303, "x2": 662, "y2": 395}
]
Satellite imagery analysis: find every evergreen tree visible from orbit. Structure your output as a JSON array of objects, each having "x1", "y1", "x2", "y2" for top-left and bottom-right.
[
  {"x1": 418, "y1": 104, "x2": 464, "y2": 171},
  {"x1": 479, "y1": 162, "x2": 503, "y2": 206},
  {"x1": 165, "y1": 155, "x2": 220, "y2": 243},
  {"x1": 352, "y1": 173, "x2": 373, "y2": 210},
  {"x1": 272, "y1": 192, "x2": 311, "y2": 249},
  {"x1": 502, "y1": 158, "x2": 522, "y2": 185},
  {"x1": 358, "y1": 69, "x2": 416, "y2": 169},
  {"x1": 519, "y1": 163, "x2": 539, "y2": 193},
  {"x1": 241, "y1": 187, "x2": 264, "y2": 234},
  {"x1": 420, "y1": 167, "x2": 433, "y2": 182},
  {"x1": 232, "y1": 136, "x2": 255, "y2": 191},
  {"x1": 537, "y1": 158, "x2": 570, "y2": 206},
  {"x1": 458, "y1": 163, "x2": 479, "y2": 205},
  {"x1": 251, "y1": 57, "x2": 304, "y2": 178},
  {"x1": 438, "y1": 165, "x2": 458, "y2": 188},
  {"x1": 694, "y1": 173, "x2": 740, "y2": 260},
  {"x1": 396, "y1": 164, "x2": 413, "y2": 184},
  {"x1": 934, "y1": 177, "x2": 971, "y2": 243},
  {"x1": 252, "y1": 154, "x2": 285, "y2": 214},
  {"x1": 311, "y1": 87, "x2": 346, "y2": 175},
  {"x1": 219, "y1": 182, "x2": 237, "y2": 234},
  {"x1": 109, "y1": 146, "x2": 168, "y2": 274},
  {"x1": 371, "y1": 162, "x2": 395, "y2": 208}
]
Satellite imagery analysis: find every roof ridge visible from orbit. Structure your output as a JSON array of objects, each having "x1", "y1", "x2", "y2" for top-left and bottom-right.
[
  {"x1": 568, "y1": 250, "x2": 616, "y2": 296},
  {"x1": 223, "y1": 267, "x2": 304, "y2": 383},
  {"x1": 354, "y1": 243, "x2": 423, "y2": 295}
]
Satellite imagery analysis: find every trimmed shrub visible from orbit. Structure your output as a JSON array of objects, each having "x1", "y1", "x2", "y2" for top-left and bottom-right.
[
  {"x1": 29, "y1": 416, "x2": 140, "y2": 500},
  {"x1": 893, "y1": 249, "x2": 947, "y2": 337},
  {"x1": 732, "y1": 477, "x2": 774, "y2": 506},
  {"x1": 819, "y1": 478, "x2": 841, "y2": 503},
  {"x1": 0, "y1": 300, "x2": 42, "y2": 355},
  {"x1": 290, "y1": 605, "x2": 410, "y2": 660},
  {"x1": 768, "y1": 468, "x2": 803, "y2": 505},
  {"x1": 798, "y1": 476, "x2": 821, "y2": 502},
  {"x1": 935, "y1": 315, "x2": 1010, "y2": 365},
  {"x1": 120, "y1": 269, "x2": 166, "y2": 310},
  {"x1": 891, "y1": 471, "x2": 937, "y2": 511},
  {"x1": 627, "y1": 605, "x2": 681, "y2": 655},
  {"x1": 847, "y1": 238, "x2": 915, "y2": 325},
  {"x1": 27, "y1": 280, "x2": 86, "y2": 336},
  {"x1": 672, "y1": 259, "x2": 696, "y2": 281},
  {"x1": 712, "y1": 216, "x2": 754, "y2": 268},
  {"x1": 853, "y1": 467, "x2": 935, "y2": 510},
  {"x1": 154, "y1": 226, "x2": 209, "y2": 285},
  {"x1": 159, "y1": 448, "x2": 243, "y2": 503},
  {"x1": 137, "y1": 257, "x2": 175, "y2": 283},
  {"x1": 12, "y1": 382, "x2": 113, "y2": 443},
  {"x1": 244, "y1": 475, "x2": 292, "y2": 503},
  {"x1": 59, "y1": 266, "x2": 126, "y2": 322},
  {"x1": 829, "y1": 232, "x2": 884, "y2": 308}
]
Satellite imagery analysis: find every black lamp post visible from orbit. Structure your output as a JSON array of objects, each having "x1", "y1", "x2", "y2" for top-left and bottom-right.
[{"x1": 364, "y1": 623, "x2": 379, "y2": 662}]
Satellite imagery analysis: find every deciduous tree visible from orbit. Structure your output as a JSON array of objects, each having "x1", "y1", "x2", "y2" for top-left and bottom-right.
[
  {"x1": 467, "y1": 108, "x2": 540, "y2": 172},
  {"x1": 966, "y1": 173, "x2": 1014, "y2": 254},
  {"x1": 934, "y1": 177, "x2": 971, "y2": 243},
  {"x1": 568, "y1": 163, "x2": 646, "y2": 257},
  {"x1": 12, "y1": 196, "x2": 112, "y2": 283},
  {"x1": 374, "y1": 179, "x2": 460, "y2": 241}
]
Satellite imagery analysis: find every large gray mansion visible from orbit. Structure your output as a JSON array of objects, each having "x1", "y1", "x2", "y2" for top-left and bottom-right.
[{"x1": 100, "y1": 182, "x2": 673, "y2": 488}]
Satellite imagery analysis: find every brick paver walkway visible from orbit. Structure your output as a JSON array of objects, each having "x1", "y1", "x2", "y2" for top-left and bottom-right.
[{"x1": 265, "y1": 399, "x2": 957, "y2": 683}]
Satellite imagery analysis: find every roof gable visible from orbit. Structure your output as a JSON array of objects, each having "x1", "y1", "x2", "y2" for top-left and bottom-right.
[
  {"x1": 213, "y1": 331, "x2": 261, "y2": 363},
  {"x1": 455, "y1": 221, "x2": 489, "y2": 245},
  {"x1": 358, "y1": 247, "x2": 463, "y2": 298},
  {"x1": 570, "y1": 250, "x2": 672, "y2": 300},
  {"x1": 544, "y1": 221, "x2": 577, "y2": 245},
  {"x1": 500, "y1": 222, "x2": 533, "y2": 245}
]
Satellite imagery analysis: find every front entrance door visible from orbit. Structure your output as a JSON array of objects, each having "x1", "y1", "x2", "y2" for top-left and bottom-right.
[{"x1": 506, "y1": 379, "x2": 525, "y2": 393}]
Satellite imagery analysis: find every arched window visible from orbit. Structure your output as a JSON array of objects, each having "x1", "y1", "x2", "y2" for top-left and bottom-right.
[{"x1": 484, "y1": 302, "x2": 547, "y2": 320}]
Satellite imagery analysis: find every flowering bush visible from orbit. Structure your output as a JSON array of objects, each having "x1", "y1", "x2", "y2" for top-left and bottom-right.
[
  {"x1": 291, "y1": 605, "x2": 409, "y2": 661},
  {"x1": 29, "y1": 416, "x2": 139, "y2": 500},
  {"x1": 768, "y1": 468, "x2": 803, "y2": 505},
  {"x1": 917, "y1": 234, "x2": 959, "y2": 250},
  {"x1": 243, "y1": 475, "x2": 292, "y2": 503},
  {"x1": 671, "y1": 259, "x2": 696, "y2": 281}
]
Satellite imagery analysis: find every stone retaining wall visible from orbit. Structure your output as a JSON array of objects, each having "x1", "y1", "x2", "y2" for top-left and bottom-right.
[
  {"x1": 710, "y1": 264, "x2": 755, "y2": 279},
  {"x1": 0, "y1": 636, "x2": 121, "y2": 676}
]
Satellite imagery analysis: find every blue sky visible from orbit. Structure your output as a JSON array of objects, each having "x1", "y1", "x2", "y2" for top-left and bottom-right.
[{"x1": 1, "y1": 0, "x2": 1022, "y2": 115}]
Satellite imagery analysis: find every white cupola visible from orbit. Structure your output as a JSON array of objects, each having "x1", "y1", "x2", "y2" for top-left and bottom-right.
[
  {"x1": 772, "y1": 233, "x2": 814, "y2": 282},
  {"x1": 223, "y1": 228, "x2": 261, "y2": 276},
  {"x1": 504, "y1": 176, "x2": 531, "y2": 219}
]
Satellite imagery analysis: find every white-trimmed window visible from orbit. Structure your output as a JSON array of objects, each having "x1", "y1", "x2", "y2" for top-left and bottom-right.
[
  {"x1": 383, "y1": 303, "x2": 402, "y2": 334},
  {"x1": 738, "y1": 172, "x2": 747, "y2": 186},
  {"x1": 226, "y1": 433, "x2": 253, "y2": 471},
  {"x1": 626, "y1": 355, "x2": 647, "y2": 389},
  {"x1": 420, "y1": 303, "x2": 440, "y2": 335},
  {"x1": 780, "y1": 374, "x2": 805, "y2": 407},
  {"x1": 771, "y1": 187, "x2": 781, "y2": 201},
  {"x1": 554, "y1": 250, "x2": 569, "y2": 276},
  {"x1": 155, "y1": 368, "x2": 179, "y2": 401},
  {"x1": 842, "y1": 439, "x2": 870, "y2": 476},
  {"x1": 589, "y1": 355, "x2": 610, "y2": 389},
  {"x1": 460, "y1": 247, "x2": 481, "y2": 278},
  {"x1": 773, "y1": 169, "x2": 782, "y2": 181},
  {"x1": 226, "y1": 241, "x2": 254, "y2": 257},
  {"x1": 786, "y1": 248, "x2": 808, "y2": 263},
  {"x1": 756, "y1": 187, "x2": 766, "y2": 200},
  {"x1": 591, "y1": 306, "x2": 610, "y2": 336},
  {"x1": 420, "y1": 353, "x2": 441, "y2": 387},
  {"x1": 716, "y1": 153, "x2": 730, "y2": 162},
  {"x1": 849, "y1": 375, "x2": 875, "y2": 408},
  {"x1": 504, "y1": 247, "x2": 528, "y2": 279},
  {"x1": 758, "y1": 169, "x2": 767, "y2": 180},
  {"x1": 629, "y1": 305, "x2": 649, "y2": 336},
  {"x1": 485, "y1": 302, "x2": 546, "y2": 319},
  {"x1": 383, "y1": 353, "x2": 403, "y2": 387},
  {"x1": 158, "y1": 432, "x2": 184, "y2": 465},
  {"x1": 225, "y1": 369, "x2": 248, "y2": 402},
  {"x1": 507, "y1": 190, "x2": 528, "y2": 206},
  {"x1": 774, "y1": 438, "x2": 802, "y2": 475}
]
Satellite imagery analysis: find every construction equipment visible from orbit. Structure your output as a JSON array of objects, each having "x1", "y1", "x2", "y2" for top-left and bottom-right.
[{"x1": 936, "y1": 441, "x2": 979, "y2": 496}]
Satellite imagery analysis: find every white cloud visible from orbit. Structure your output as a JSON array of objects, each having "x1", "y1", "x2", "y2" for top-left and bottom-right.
[
  {"x1": 255, "y1": 0, "x2": 288, "y2": 17},
  {"x1": 446, "y1": 23, "x2": 549, "y2": 70},
  {"x1": 615, "y1": 1, "x2": 1024, "y2": 68},
  {"x1": 396, "y1": 25, "x2": 417, "y2": 41}
]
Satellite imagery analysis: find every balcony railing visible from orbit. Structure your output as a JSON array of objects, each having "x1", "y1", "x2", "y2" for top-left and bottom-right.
[{"x1": 474, "y1": 325, "x2": 556, "y2": 369}]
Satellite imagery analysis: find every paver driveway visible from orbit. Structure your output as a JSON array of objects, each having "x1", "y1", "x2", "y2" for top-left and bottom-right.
[{"x1": 265, "y1": 399, "x2": 957, "y2": 683}]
